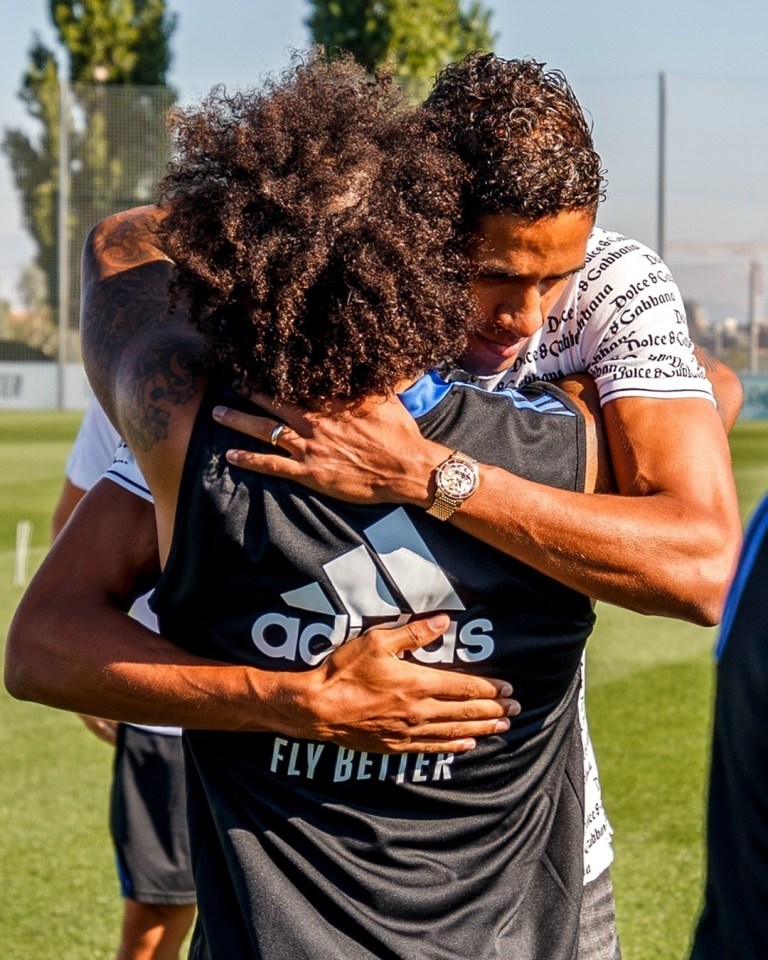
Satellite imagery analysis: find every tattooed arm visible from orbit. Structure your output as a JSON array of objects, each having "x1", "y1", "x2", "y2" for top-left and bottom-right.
[
  {"x1": 80, "y1": 206, "x2": 203, "y2": 451},
  {"x1": 80, "y1": 206, "x2": 205, "y2": 554},
  {"x1": 7, "y1": 478, "x2": 516, "y2": 747}
]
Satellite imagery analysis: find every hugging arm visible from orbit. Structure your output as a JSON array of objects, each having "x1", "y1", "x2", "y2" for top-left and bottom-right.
[
  {"x1": 5, "y1": 480, "x2": 518, "y2": 753},
  {"x1": 4, "y1": 205, "x2": 520, "y2": 753},
  {"x1": 51, "y1": 475, "x2": 119, "y2": 746},
  {"x1": 214, "y1": 381, "x2": 741, "y2": 625}
]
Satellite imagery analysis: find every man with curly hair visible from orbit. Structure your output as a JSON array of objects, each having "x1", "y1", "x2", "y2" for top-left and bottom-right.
[{"x1": 8, "y1": 53, "x2": 613, "y2": 959}]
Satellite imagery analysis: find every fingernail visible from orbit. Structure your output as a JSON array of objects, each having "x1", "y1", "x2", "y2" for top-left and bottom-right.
[
  {"x1": 427, "y1": 614, "x2": 449, "y2": 630},
  {"x1": 212, "y1": 405, "x2": 228, "y2": 420},
  {"x1": 499, "y1": 683, "x2": 513, "y2": 697},
  {"x1": 226, "y1": 449, "x2": 242, "y2": 463},
  {"x1": 494, "y1": 719, "x2": 511, "y2": 733},
  {"x1": 459, "y1": 739, "x2": 476, "y2": 751}
]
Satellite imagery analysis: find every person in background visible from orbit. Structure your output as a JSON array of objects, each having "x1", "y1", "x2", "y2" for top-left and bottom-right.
[
  {"x1": 689, "y1": 492, "x2": 768, "y2": 960},
  {"x1": 52, "y1": 397, "x2": 195, "y2": 960}
]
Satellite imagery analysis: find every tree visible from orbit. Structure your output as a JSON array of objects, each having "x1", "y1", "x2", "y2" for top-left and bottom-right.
[
  {"x1": 2, "y1": 1, "x2": 177, "y2": 345},
  {"x1": 307, "y1": 0, "x2": 496, "y2": 98}
]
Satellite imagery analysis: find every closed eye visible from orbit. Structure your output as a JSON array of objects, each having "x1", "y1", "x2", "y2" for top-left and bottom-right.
[{"x1": 476, "y1": 272, "x2": 517, "y2": 283}]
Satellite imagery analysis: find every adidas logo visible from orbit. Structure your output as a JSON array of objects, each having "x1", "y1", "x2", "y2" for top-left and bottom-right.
[{"x1": 251, "y1": 508, "x2": 495, "y2": 666}]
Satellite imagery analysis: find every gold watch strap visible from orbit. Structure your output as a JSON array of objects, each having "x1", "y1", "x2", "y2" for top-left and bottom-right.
[
  {"x1": 426, "y1": 494, "x2": 463, "y2": 521},
  {"x1": 446, "y1": 450, "x2": 475, "y2": 466}
]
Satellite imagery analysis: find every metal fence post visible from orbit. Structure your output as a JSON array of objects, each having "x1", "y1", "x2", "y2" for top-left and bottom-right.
[
  {"x1": 56, "y1": 77, "x2": 71, "y2": 410},
  {"x1": 657, "y1": 71, "x2": 666, "y2": 262},
  {"x1": 749, "y1": 261, "x2": 762, "y2": 375}
]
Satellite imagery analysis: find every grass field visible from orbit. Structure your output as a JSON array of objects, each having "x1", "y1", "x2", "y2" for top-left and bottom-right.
[{"x1": 1, "y1": 411, "x2": 768, "y2": 959}]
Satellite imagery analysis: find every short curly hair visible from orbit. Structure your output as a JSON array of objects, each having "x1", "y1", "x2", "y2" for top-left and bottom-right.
[
  {"x1": 155, "y1": 51, "x2": 476, "y2": 409},
  {"x1": 424, "y1": 53, "x2": 607, "y2": 223}
]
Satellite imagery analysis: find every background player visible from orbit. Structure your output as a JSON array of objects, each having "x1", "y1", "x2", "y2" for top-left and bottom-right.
[
  {"x1": 52, "y1": 397, "x2": 195, "y2": 960},
  {"x1": 689, "y1": 492, "x2": 768, "y2": 960}
]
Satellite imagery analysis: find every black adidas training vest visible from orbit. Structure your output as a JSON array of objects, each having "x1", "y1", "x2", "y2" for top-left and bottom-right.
[{"x1": 151, "y1": 370, "x2": 596, "y2": 960}]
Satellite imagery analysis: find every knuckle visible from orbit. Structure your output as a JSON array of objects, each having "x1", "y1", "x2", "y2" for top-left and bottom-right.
[
  {"x1": 264, "y1": 456, "x2": 287, "y2": 475},
  {"x1": 402, "y1": 708, "x2": 422, "y2": 729},
  {"x1": 382, "y1": 730, "x2": 410, "y2": 751}
]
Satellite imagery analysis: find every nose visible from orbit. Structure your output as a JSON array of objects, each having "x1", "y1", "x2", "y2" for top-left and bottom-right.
[{"x1": 493, "y1": 285, "x2": 544, "y2": 338}]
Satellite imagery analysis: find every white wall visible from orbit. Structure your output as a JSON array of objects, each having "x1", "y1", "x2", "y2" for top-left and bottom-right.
[{"x1": 0, "y1": 363, "x2": 90, "y2": 411}]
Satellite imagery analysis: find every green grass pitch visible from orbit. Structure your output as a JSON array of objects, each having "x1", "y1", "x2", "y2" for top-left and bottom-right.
[{"x1": 1, "y1": 411, "x2": 768, "y2": 959}]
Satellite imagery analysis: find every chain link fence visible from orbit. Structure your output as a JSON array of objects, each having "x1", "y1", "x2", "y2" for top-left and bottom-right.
[
  {"x1": 1, "y1": 81, "x2": 172, "y2": 408},
  {"x1": 1, "y1": 74, "x2": 767, "y2": 411}
]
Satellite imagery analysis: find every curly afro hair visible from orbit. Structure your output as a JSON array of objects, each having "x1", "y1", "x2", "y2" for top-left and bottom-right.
[
  {"x1": 425, "y1": 53, "x2": 607, "y2": 223},
  {"x1": 155, "y1": 50, "x2": 477, "y2": 409}
]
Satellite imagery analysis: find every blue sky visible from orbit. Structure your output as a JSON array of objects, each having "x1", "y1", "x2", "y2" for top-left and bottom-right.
[
  {"x1": 0, "y1": 0, "x2": 753, "y2": 92},
  {"x1": 1, "y1": 1, "x2": 767, "y2": 319},
  {"x1": 0, "y1": 0, "x2": 751, "y2": 93}
]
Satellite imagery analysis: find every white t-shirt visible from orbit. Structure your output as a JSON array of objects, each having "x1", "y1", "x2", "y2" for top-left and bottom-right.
[
  {"x1": 465, "y1": 228, "x2": 712, "y2": 883},
  {"x1": 65, "y1": 396, "x2": 124, "y2": 492},
  {"x1": 65, "y1": 397, "x2": 181, "y2": 737}
]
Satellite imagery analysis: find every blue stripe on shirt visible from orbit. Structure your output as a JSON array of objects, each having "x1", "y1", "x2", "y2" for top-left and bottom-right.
[
  {"x1": 399, "y1": 369, "x2": 575, "y2": 419},
  {"x1": 715, "y1": 493, "x2": 768, "y2": 660}
]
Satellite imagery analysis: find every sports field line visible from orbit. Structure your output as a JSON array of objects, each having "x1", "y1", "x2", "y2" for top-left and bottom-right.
[{"x1": 0, "y1": 546, "x2": 47, "y2": 570}]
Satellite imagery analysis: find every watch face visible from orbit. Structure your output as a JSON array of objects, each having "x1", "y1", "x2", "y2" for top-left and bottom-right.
[{"x1": 436, "y1": 458, "x2": 478, "y2": 500}]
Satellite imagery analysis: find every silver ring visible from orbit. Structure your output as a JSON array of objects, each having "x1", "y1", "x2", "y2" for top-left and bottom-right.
[{"x1": 270, "y1": 423, "x2": 286, "y2": 446}]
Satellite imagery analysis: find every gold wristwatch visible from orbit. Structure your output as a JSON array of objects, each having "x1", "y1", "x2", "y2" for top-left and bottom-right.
[{"x1": 426, "y1": 450, "x2": 480, "y2": 521}]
